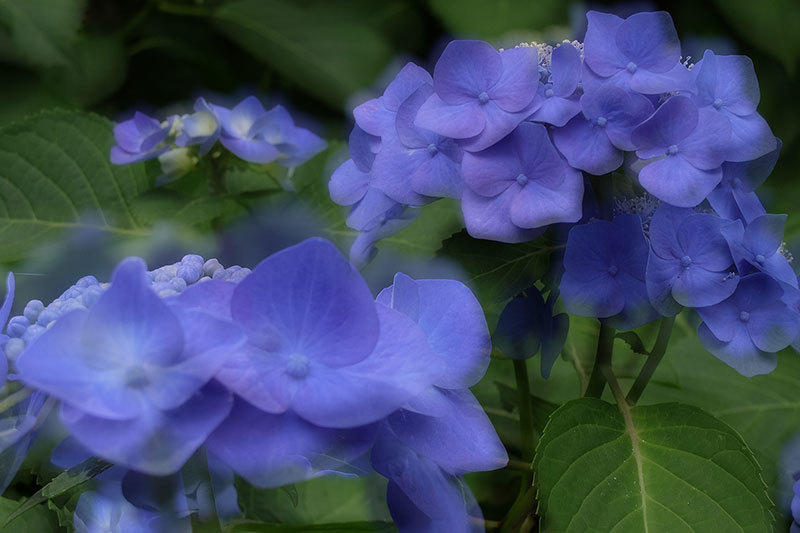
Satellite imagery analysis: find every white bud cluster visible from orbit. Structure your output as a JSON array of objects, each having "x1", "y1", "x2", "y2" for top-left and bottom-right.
[
  {"x1": 779, "y1": 242, "x2": 795, "y2": 264},
  {"x1": 613, "y1": 193, "x2": 661, "y2": 237},
  {"x1": 2, "y1": 255, "x2": 251, "y2": 361},
  {"x1": 502, "y1": 40, "x2": 584, "y2": 67}
]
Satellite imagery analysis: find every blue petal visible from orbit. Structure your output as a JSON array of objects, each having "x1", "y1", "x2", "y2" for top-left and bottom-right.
[
  {"x1": 493, "y1": 291, "x2": 545, "y2": 359},
  {"x1": 414, "y1": 94, "x2": 485, "y2": 140},
  {"x1": 550, "y1": 44, "x2": 581, "y2": 96},
  {"x1": 638, "y1": 154, "x2": 722, "y2": 207},
  {"x1": 219, "y1": 136, "x2": 280, "y2": 164},
  {"x1": 371, "y1": 137, "x2": 435, "y2": 206},
  {"x1": 329, "y1": 159, "x2": 370, "y2": 207},
  {"x1": 725, "y1": 112, "x2": 777, "y2": 163},
  {"x1": 646, "y1": 251, "x2": 683, "y2": 317},
  {"x1": 347, "y1": 187, "x2": 401, "y2": 231},
  {"x1": 461, "y1": 187, "x2": 544, "y2": 243},
  {"x1": 433, "y1": 40, "x2": 502, "y2": 105},
  {"x1": 231, "y1": 238, "x2": 379, "y2": 367},
  {"x1": 583, "y1": 11, "x2": 626, "y2": 76},
  {"x1": 697, "y1": 322, "x2": 776, "y2": 377},
  {"x1": 615, "y1": 11, "x2": 681, "y2": 72},
  {"x1": 552, "y1": 114, "x2": 622, "y2": 175}
]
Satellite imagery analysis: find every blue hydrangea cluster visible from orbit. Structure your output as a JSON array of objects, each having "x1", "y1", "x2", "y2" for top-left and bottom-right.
[
  {"x1": 0, "y1": 238, "x2": 505, "y2": 532},
  {"x1": 110, "y1": 95, "x2": 326, "y2": 180},
  {"x1": 793, "y1": 474, "x2": 800, "y2": 533},
  {"x1": 330, "y1": 10, "x2": 776, "y2": 262}
]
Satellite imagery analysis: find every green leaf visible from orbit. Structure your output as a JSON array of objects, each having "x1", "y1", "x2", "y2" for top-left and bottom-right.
[
  {"x1": 438, "y1": 230, "x2": 560, "y2": 324},
  {"x1": 710, "y1": 0, "x2": 800, "y2": 72},
  {"x1": 213, "y1": 0, "x2": 392, "y2": 108},
  {"x1": 3, "y1": 457, "x2": 112, "y2": 528},
  {"x1": 224, "y1": 521, "x2": 396, "y2": 533},
  {"x1": 0, "y1": 496, "x2": 58, "y2": 533},
  {"x1": 0, "y1": 0, "x2": 87, "y2": 67},
  {"x1": 616, "y1": 331, "x2": 651, "y2": 356},
  {"x1": 0, "y1": 109, "x2": 152, "y2": 262},
  {"x1": 534, "y1": 398, "x2": 773, "y2": 531},
  {"x1": 428, "y1": 0, "x2": 567, "y2": 39}
]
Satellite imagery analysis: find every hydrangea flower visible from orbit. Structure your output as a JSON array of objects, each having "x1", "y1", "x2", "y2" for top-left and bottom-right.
[
  {"x1": 553, "y1": 84, "x2": 653, "y2": 175},
  {"x1": 354, "y1": 62, "x2": 432, "y2": 138},
  {"x1": 461, "y1": 122, "x2": 583, "y2": 242},
  {"x1": 258, "y1": 104, "x2": 327, "y2": 168},
  {"x1": 16, "y1": 258, "x2": 244, "y2": 474},
  {"x1": 529, "y1": 43, "x2": 582, "y2": 127},
  {"x1": 632, "y1": 95, "x2": 731, "y2": 207},
  {"x1": 371, "y1": 84, "x2": 463, "y2": 203},
  {"x1": 582, "y1": 11, "x2": 692, "y2": 94},
  {"x1": 110, "y1": 112, "x2": 174, "y2": 164},
  {"x1": 218, "y1": 96, "x2": 281, "y2": 163},
  {"x1": 792, "y1": 474, "x2": 800, "y2": 533},
  {"x1": 415, "y1": 40, "x2": 540, "y2": 152},
  {"x1": 690, "y1": 49, "x2": 776, "y2": 162},
  {"x1": 74, "y1": 485, "x2": 190, "y2": 533},
  {"x1": 707, "y1": 141, "x2": 780, "y2": 223},
  {"x1": 645, "y1": 204, "x2": 738, "y2": 316},
  {"x1": 493, "y1": 286, "x2": 569, "y2": 378},
  {"x1": 348, "y1": 205, "x2": 418, "y2": 268},
  {"x1": 212, "y1": 238, "x2": 443, "y2": 428},
  {"x1": 329, "y1": 126, "x2": 400, "y2": 231},
  {"x1": 561, "y1": 214, "x2": 658, "y2": 330},
  {"x1": 697, "y1": 273, "x2": 800, "y2": 376},
  {"x1": 721, "y1": 213, "x2": 797, "y2": 287},
  {"x1": 175, "y1": 97, "x2": 222, "y2": 157}
]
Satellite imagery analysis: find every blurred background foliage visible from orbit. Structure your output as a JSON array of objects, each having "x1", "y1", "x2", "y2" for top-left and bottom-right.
[{"x1": 2, "y1": 0, "x2": 800, "y2": 530}]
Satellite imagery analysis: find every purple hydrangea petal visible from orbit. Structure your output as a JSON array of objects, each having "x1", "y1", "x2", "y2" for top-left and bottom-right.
[
  {"x1": 434, "y1": 40, "x2": 503, "y2": 105},
  {"x1": 603, "y1": 271, "x2": 659, "y2": 330},
  {"x1": 675, "y1": 213, "x2": 736, "y2": 271},
  {"x1": 489, "y1": 47, "x2": 538, "y2": 113},
  {"x1": 759, "y1": 253, "x2": 798, "y2": 288},
  {"x1": 678, "y1": 108, "x2": 731, "y2": 170},
  {"x1": 561, "y1": 266, "x2": 625, "y2": 317},
  {"x1": 290, "y1": 303, "x2": 444, "y2": 428},
  {"x1": 376, "y1": 275, "x2": 491, "y2": 389},
  {"x1": 387, "y1": 388, "x2": 507, "y2": 474},
  {"x1": 646, "y1": 250, "x2": 683, "y2": 316},
  {"x1": 415, "y1": 94, "x2": 486, "y2": 139},
  {"x1": 383, "y1": 63, "x2": 434, "y2": 112},
  {"x1": 531, "y1": 92, "x2": 582, "y2": 127},
  {"x1": 458, "y1": 100, "x2": 535, "y2": 152},
  {"x1": 219, "y1": 137, "x2": 280, "y2": 164},
  {"x1": 461, "y1": 136, "x2": 520, "y2": 197},
  {"x1": 583, "y1": 11, "x2": 627, "y2": 76},
  {"x1": 671, "y1": 265, "x2": 739, "y2": 308},
  {"x1": 697, "y1": 322, "x2": 776, "y2": 377},
  {"x1": 693, "y1": 50, "x2": 759, "y2": 116},
  {"x1": 510, "y1": 169, "x2": 583, "y2": 228},
  {"x1": 329, "y1": 159, "x2": 370, "y2": 206},
  {"x1": 550, "y1": 44, "x2": 582, "y2": 96},
  {"x1": 277, "y1": 128, "x2": 327, "y2": 168},
  {"x1": 748, "y1": 300, "x2": 800, "y2": 353},
  {"x1": 648, "y1": 204, "x2": 692, "y2": 260},
  {"x1": 385, "y1": 477, "x2": 483, "y2": 533},
  {"x1": 167, "y1": 280, "x2": 236, "y2": 322},
  {"x1": 580, "y1": 85, "x2": 654, "y2": 151},
  {"x1": 346, "y1": 187, "x2": 400, "y2": 231},
  {"x1": 205, "y1": 398, "x2": 375, "y2": 488},
  {"x1": 722, "y1": 138, "x2": 781, "y2": 192},
  {"x1": 552, "y1": 114, "x2": 623, "y2": 175},
  {"x1": 225, "y1": 96, "x2": 268, "y2": 139},
  {"x1": 352, "y1": 97, "x2": 391, "y2": 138},
  {"x1": 638, "y1": 154, "x2": 722, "y2": 207},
  {"x1": 631, "y1": 60, "x2": 694, "y2": 94},
  {"x1": 230, "y1": 238, "x2": 379, "y2": 367},
  {"x1": 214, "y1": 344, "x2": 289, "y2": 414},
  {"x1": 350, "y1": 125, "x2": 379, "y2": 172},
  {"x1": 396, "y1": 85, "x2": 438, "y2": 148},
  {"x1": 371, "y1": 138, "x2": 435, "y2": 206},
  {"x1": 725, "y1": 111, "x2": 777, "y2": 163},
  {"x1": 743, "y1": 213, "x2": 786, "y2": 258},
  {"x1": 61, "y1": 381, "x2": 233, "y2": 475},
  {"x1": 411, "y1": 151, "x2": 464, "y2": 199},
  {"x1": 82, "y1": 258, "x2": 183, "y2": 366},
  {"x1": 632, "y1": 95, "x2": 698, "y2": 150},
  {"x1": 461, "y1": 187, "x2": 545, "y2": 243},
  {"x1": 615, "y1": 11, "x2": 681, "y2": 72}
]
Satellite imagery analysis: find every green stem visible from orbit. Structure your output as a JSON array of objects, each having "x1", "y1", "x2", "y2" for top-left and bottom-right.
[
  {"x1": 156, "y1": 1, "x2": 213, "y2": 17},
  {"x1": 513, "y1": 359, "x2": 534, "y2": 490},
  {"x1": 626, "y1": 316, "x2": 675, "y2": 405},
  {"x1": 0, "y1": 387, "x2": 33, "y2": 414},
  {"x1": 499, "y1": 485, "x2": 537, "y2": 533},
  {"x1": 584, "y1": 323, "x2": 616, "y2": 398}
]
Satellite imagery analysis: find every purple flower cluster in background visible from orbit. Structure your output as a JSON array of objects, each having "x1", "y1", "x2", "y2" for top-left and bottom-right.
[
  {"x1": 111, "y1": 96, "x2": 326, "y2": 181},
  {"x1": 332, "y1": 10, "x2": 797, "y2": 380},
  {"x1": 0, "y1": 239, "x2": 506, "y2": 532}
]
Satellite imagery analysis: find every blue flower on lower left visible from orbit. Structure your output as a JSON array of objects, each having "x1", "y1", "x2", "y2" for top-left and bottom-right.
[{"x1": 15, "y1": 258, "x2": 245, "y2": 475}]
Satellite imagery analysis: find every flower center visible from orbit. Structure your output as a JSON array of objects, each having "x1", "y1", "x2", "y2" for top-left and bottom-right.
[
  {"x1": 544, "y1": 88, "x2": 554, "y2": 98},
  {"x1": 286, "y1": 353, "x2": 311, "y2": 379},
  {"x1": 739, "y1": 311, "x2": 750, "y2": 322},
  {"x1": 516, "y1": 173, "x2": 529, "y2": 186},
  {"x1": 478, "y1": 91, "x2": 490, "y2": 105},
  {"x1": 667, "y1": 144, "x2": 679, "y2": 156},
  {"x1": 755, "y1": 254, "x2": 765, "y2": 264},
  {"x1": 680, "y1": 255, "x2": 692, "y2": 268},
  {"x1": 626, "y1": 62, "x2": 638, "y2": 73},
  {"x1": 713, "y1": 98, "x2": 724, "y2": 110},
  {"x1": 607, "y1": 265, "x2": 619, "y2": 276},
  {"x1": 596, "y1": 116, "x2": 607, "y2": 128},
  {"x1": 426, "y1": 143, "x2": 438, "y2": 155},
  {"x1": 125, "y1": 366, "x2": 150, "y2": 389}
]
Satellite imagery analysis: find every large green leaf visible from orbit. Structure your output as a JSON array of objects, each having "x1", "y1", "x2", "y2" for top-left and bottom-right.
[
  {"x1": 0, "y1": 109, "x2": 152, "y2": 262},
  {"x1": 534, "y1": 398, "x2": 773, "y2": 532},
  {"x1": 428, "y1": 0, "x2": 567, "y2": 39},
  {"x1": 0, "y1": 0, "x2": 87, "y2": 67},
  {"x1": 213, "y1": 0, "x2": 392, "y2": 108},
  {"x1": 0, "y1": 496, "x2": 58, "y2": 532}
]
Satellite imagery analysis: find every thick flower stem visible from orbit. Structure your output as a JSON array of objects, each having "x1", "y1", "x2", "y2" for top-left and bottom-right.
[
  {"x1": 626, "y1": 316, "x2": 675, "y2": 405},
  {"x1": 0, "y1": 387, "x2": 33, "y2": 414},
  {"x1": 583, "y1": 323, "x2": 616, "y2": 398}
]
